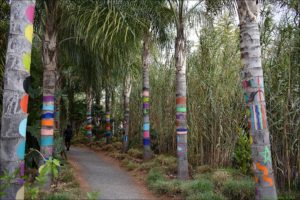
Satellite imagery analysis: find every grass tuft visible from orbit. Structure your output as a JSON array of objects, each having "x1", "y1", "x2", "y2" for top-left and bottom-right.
[
  {"x1": 127, "y1": 148, "x2": 143, "y2": 159},
  {"x1": 147, "y1": 168, "x2": 165, "y2": 186},
  {"x1": 181, "y1": 179, "x2": 214, "y2": 195},
  {"x1": 112, "y1": 142, "x2": 123, "y2": 150},
  {"x1": 186, "y1": 191, "x2": 227, "y2": 200},
  {"x1": 149, "y1": 179, "x2": 182, "y2": 194},
  {"x1": 221, "y1": 178, "x2": 255, "y2": 200},
  {"x1": 211, "y1": 170, "x2": 231, "y2": 187},
  {"x1": 154, "y1": 155, "x2": 177, "y2": 174},
  {"x1": 45, "y1": 193, "x2": 71, "y2": 200}
]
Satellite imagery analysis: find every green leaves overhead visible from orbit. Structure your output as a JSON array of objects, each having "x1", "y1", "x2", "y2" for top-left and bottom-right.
[{"x1": 65, "y1": 0, "x2": 142, "y2": 53}]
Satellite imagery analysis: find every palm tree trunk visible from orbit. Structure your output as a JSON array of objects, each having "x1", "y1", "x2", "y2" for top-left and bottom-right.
[
  {"x1": 54, "y1": 73, "x2": 61, "y2": 132},
  {"x1": 85, "y1": 88, "x2": 93, "y2": 141},
  {"x1": 40, "y1": 0, "x2": 58, "y2": 162},
  {"x1": 0, "y1": 1, "x2": 35, "y2": 199},
  {"x1": 237, "y1": 1, "x2": 277, "y2": 199},
  {"x1": 175, "y1": 20, "x2": 189, "y2": 180},
  {"x1": 111, "y1": 90, "x2": 115, "y2": 136},
  {"x1": 105, "y1": 89, "x2": 111, "y2": 144},
  {"x1": 142, "y1": 31, "x2": 152, "y2": 160},
  {"x1": 123, "y1": 74, "x2": 132, "y2": 152}
]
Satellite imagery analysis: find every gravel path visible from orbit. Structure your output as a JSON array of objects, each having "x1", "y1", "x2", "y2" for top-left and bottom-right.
[{"x1": 67, "y1": 147, "x2": 153, "y2": 200}]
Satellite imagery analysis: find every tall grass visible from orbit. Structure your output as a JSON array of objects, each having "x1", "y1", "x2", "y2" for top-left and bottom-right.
[{"x1": 125, "y1": 13, "x2": 300, "y2": 191}]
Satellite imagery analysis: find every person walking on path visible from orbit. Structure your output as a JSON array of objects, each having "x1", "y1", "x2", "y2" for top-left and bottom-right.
[{"x1": 64, "y1": 125, "x2": 73, "y2": 151}]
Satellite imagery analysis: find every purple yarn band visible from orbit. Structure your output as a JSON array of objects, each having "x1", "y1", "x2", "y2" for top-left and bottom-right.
[
  {"x1": 43, "y1": 96, "x2": 54, "y2": 102},
  {"x1": 143, "y1": 103, "x2": 150, "y2": 109}
]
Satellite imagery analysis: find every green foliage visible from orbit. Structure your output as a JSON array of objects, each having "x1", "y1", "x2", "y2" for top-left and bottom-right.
[
  {"x1": 181, "y1": 179, "x2": 214, "y2": 195},
  {"x1": 232, "y1": 130, "x2": 252, "y2": 174},
  {"x1": 211, "y1": 170, "x2": 231, "y2": 187},
  {"x1": 0, "y1": 0, "x2": 9, "y2": 113},
  {"x1": 221, "y1": 179, "x2": 255, "y2": 200},
  {"x1": 125, "y1": 160, "x2": 140, "y2": 171},
  {"x1": 186, "y1": 191, "x2": 227, "y2": 200},
  {"x1": 25, "y1": 157, "x2": 61, "y2": 200},
  {"x1": 278, "y1": 192, "x2": 300, "y2": 200},
  {"x1": 1, "y1": 157, "x2": 60, "y2": 199},
  {"x1": 0, "y1": 170, "x2": 18, "y2": 197},
  {"x1": 146, "y1": 168, "x2": 165, "y2": 187},
  {"x1": 139, "y1": 160, "x2": 158, "y2": 171},
  {"x1": 127, "y1": 148, "x2": 143, "y2": 159},
  {"x1": 138, "y1": 154, "x2": 177, "y2": 174},
  {"x1": 86, "y1": 191, "x2": 100, "y2": 200},
  {"x1": 155, "y1": 154, "x2": 177, "y2": 166},
  {"x1": 149, "y1": 179, "x2": 182, "y2": 195},
  {"x1": 41, "y1": 163, "x2": 88, "y2": 200},
  {"x1": 145, "y1": 162, "x2": 180, "y2": 194},
  {"x1": 53, "y1": 136, "x2": 65, "y2": 159},
  {"x1": 194, "y1": 172, "x2": 213, "y2": 181},
  {"x1": 45, "y1": 193, "x2": 71, "y2": 200},
  {"x1": 60, "y1": 168, "x2": 74, "y2": 183}
]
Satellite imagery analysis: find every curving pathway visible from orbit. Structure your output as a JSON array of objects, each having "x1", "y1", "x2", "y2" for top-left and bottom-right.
[{"x1": 67, "y1": 147, "x2": 155, "y2": 200}]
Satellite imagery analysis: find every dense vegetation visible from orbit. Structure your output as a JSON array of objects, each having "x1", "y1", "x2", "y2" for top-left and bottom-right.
[{"x1": 0, "y1": 0, "x2": 299, "y2": 199}]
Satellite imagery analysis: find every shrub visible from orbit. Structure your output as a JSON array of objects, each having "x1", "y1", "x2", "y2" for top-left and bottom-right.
[
  {"x1": 147, "y1": 168, "x2": 165, "y2": 187},
  {"x1": 187, "y1": 191, "x2": 227, "y2": 200},
  {"x1": 121, "y1": 158, "x2": 130, "y2": 167},
  {"x1": 45, "y1": 193, "x2": 71, "y2": 200},
  {"x1": 194, "y1": 172, "x2": 213, "y2": 180},
  {"x1": 212, "y1": 170, "x2": 231, "y2": 187},
  {"x1": 222, "y1": 179, "x2": 255, "y2": 200},
  {"x1": 101, "y1": 144, "x2": 114, "y2": 151},
  {"x1": 195, "y1": 165, "x2": 212, "y2": 174},
  {"x1": 139, "y1": 160, "x2": 159, "y2": 171},
  {"x1": 150, "y1": 179, "x2": 182, "y2": 194},
  {"x1": 181, "y1": 179, "x2": 214, "y2": 196},
  {"x1": 128, "y1": 148, "x2": 143, "y2": 159},
  {"x1": 126, "y1": 160, "x2": 139, "y2": 171},
  {"x1": 154, "y1": 155, "x2": 177, "y2": 173},
  {"x1": 232, "y1": 131, "x2": 252, "y2": 174},
  {"x1": 155, "y1": 155, "x2": 177, "y2": 165},
  {"x1": 112, "y1": 142, "x2": 123, "y2": 150},
  {"x1": 60, "y1": 167, "x2": 74, "y2": 182},
  {"x1": 110, "y1": 152, "x2": 126, "y2": 160}
]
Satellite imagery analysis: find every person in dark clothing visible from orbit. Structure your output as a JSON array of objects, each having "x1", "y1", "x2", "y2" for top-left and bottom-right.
[{"x1": 64, "y1": 125, "x2": 73, "y2": 151}]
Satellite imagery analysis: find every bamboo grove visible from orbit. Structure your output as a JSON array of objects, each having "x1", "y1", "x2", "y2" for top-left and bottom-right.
[{"x1": 0, "y1": 0, "x2": 299, "y2": 199}]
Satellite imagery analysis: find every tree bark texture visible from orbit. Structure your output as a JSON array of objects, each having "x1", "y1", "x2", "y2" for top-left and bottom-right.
[
  {"x1": 54, "y1": 73, "x2": 61, "y2": 131},
  {"x1": 105, "y1": 89, "x2": 111, "y2": 144},
  {"x1": 0, "y1": 1, "x2": 35, "y2": 199},
  {"x1": 237, "y1": 0, "x2": 277, "y2": 199},
  {"x1": 175, "y1": 22, "x2": 189, "y2": 180},
  {"x1": 123, "y1": 74, "x2": 132, "y2": 152},
  {"x1": 40, "y1": 0, "x2": 58, "y2": 161},
  {"x1": 142, "y1": 32, "x2": 152, "y2": 160}
]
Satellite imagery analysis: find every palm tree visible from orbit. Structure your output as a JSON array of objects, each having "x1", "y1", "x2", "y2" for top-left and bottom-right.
[
  {"x1": 121, "y1": 50, "x2": 140, "y2": 152},
  {"x1": 123, "y1": 73, "x2": 132, "y2": 152},
  {"x1": 40, "y1": 0, "x2": 59, "y2": 161},
  {"x1": 0, "y1": 1, "x2": 9, "y2": 109},
  {"x1": 66, "y1": 40, "x2": 103, "y2": 139},
  {"x1": 85, "y1": 87, "x2": 93, "y2": 140},
  {"x1": 172, "y1": 0, "x2": 189, "y2": 180},
  {"x1": 141, "y1": 29, "x2": 152, "y2": 159},
  {"x1": 124, "y1": 0, "x2": 172, "y2": 160},
  {"x1": 168, "y1": 0, "x2": 202, "y2": 180},
  {"x1": 236, "y1": 0, "x2": 277, "y2": 199},
  {"x1": 0, "y1": 0, "x2": 36, "y2": 199},
  {"x1": 67, "y1": 0, "x2": 172, "y2": 159},
  {"x1": 105, "y1": 88, "x2": 112, "y2": 144}
]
